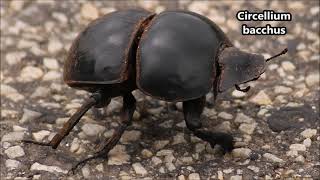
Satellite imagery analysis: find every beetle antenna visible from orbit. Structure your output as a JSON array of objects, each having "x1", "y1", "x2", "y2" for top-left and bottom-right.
[{"x1": 266, "y1": 48, "x2": 288, "y2": 62}]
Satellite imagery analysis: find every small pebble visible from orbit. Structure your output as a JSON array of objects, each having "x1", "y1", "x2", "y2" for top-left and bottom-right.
[
  {"x1": 289, "y1": 144, "x2": 306, "y2": 152},
  {"x1": 20, "y1": 66, "x2": 43, "y2": 82},
  {"x1": 32, "y1": 130, "x2": 51, "y2": 142},
  {"x1": 295, "y1": 155, "x2": 305, "y2": 163},
  {"x1": 43, "y1": 58, "x2": 59, "y2": 70},
  {"x1": 239, "y1": 123, "x2": 257, "y2": 135},
  {"x1": 30, "y1": 162, "x2": 67, "y2": 174},
  {"x1": 5, "y1": 146, "x2": 25, "y2": 159},
  {"x1": 263, "y1": 153, "x2": 284, "y2": 163},
  {"x1": 305, "y1": 73, "x2": 319, "y2": 87},
  {"x1": 19, "y1": 109, "x2": 42, "y2": 123},
  {"x1": 232, "y1": 148, "x2": 252, "y2": 158},
  {"x1": 81, "y1": 123, "x2": 106, "y2": 136},
  {"x1": 230, "y1": 175, "x2": 242, "y2": 180},
  {"x1": 188, "y1": 173, "x2": 201, "y2": 180},
  {"x1": 153, "y1": 140, "x2": 169, "y2": 150},
  {"x1": 281, "y1": 61, "x2": 296, "y2": 71},
  {"x1": 132, "y1": 163, "x2": 148, "y2": 176},
  {"x1": 218, "y1": 112, "x2": 234, "y2": 120},
  {"x1": 1, "y1": 132, "x2": 24, "y2": 142},
  {"x1": 249, "y1": 90, "x2": 272, "y2": 105},
  {"x1": 141, "y1": 149, "x2": 153, "y2": 158},
  {"x1": 5, "y1": 159, "x2": 21, "y2": 170},
  {"x1": 108, "y1": 145, "x2": 130, "y2": 165},
  {"x1": 300, "y1": 129, "x2": 317, "y2": 138},
  {"x1": 120, "y1": 130, "x2": 141, "y2": 143},
  {"x1": 303, "y1": 138, "x2": 312, "y2": 147},
  {"x1": 234, "y1": 113, "x2": 254, "y2": 124}
]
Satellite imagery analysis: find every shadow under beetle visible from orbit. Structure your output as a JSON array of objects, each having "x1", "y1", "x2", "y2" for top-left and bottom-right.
[{"x1": 23, "y1": 9, "x2": 287, "y2": 172}]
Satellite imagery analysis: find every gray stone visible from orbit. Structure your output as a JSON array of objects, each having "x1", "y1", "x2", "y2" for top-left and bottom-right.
[
  {"x1": 235, "y1": 113, "x2": 254, "y2": 124},
  {"x1": 42, "y1": 71, "x2": 61, "y2": 81},
  {"x1": 19, "y1": 109, "x2": 42, "y2": 123},
  {"x1": 249, "y1": 90, "x2": 272, "y2": 105},
  {"x1": 141, "y1": 149, "x2": 153, "y2": 158},
  {"x1": 230, "y1": 175, "x2": 242, "y2": 180},
  {"x1": 274, "y1": 86, "x2": 293, "y2": 94},
  {"x1": 247, "y1": 165, "x2": 259, "y2": 173},
  {"x1": 294, "y1": 155, "x2": 305, "y2": 163},
  {"x1": 5, "y1": 51, "x2": 26, "y2": 65},
  {"x1": 81, "y1": 166, "x2": 90, "y2": 179},
  {"x1": 218, "y1": 112, "x2": 233, "y2": 120},
  {"x1": 108, "y1": 145, "x2": 130, "y2": 165},
  {"x1": 0, "y1": 84, "x2": 24, "y2": 102},
  {"x1": 289, "y1": 144, "x2": 306, "y2": 152},
  {"x1": 5, "y1": 146, "x2": 25, "y2": 159},
  {"x1": 81, "y1": 123, "x2": 106, "y2": 136},
  {"x1": 239, "y1": 123, "x2": 257, "y2": 135},
  {"x1": 172, "y1": 133, "x2": 186, "y2": 145},
  {"x1": 43, "y1": 57, "x2": 59, "y2": 70},
  {"x1": 305, "y1": 73, "x2": 319, "y2": 87},
  {"x1": 303, "y1": 138, "x2": 312, "y2": 147},
  {"x1": 281, "y1": 61, "x2": 296, "y2": 71},
  {"x1": 31, "y1": 87, "x2": 50, "y2": 98},
  {"x1": 19, "y1": 66, "x2": 43, "y2": 82},
  {"x1": 300, "y1": 129, "x2": 317, "y2": 138},
  {"x1": 188, "y1": 173, "x2": 201, "y2": 180},
  {"x1": 120, "y1": 130, "x2": 141, "y2": 143},
  {"x1": 48, "y1": 38, "x2": 63, "y2": 54},
  {"x1": 263, "y1": 153, "x2": 284, "y2": 163},
  {"x1": 12, "y1": 126, "x2": 27, "y2": 132},
  {"x1": 30, "y1": 162, "x2": 67, "y2": 174},
  {"x1": 151, "y1": 156, "x2": 162, "y2": 165},
  {"x1": 32, "y1": 130, "x2": 51, "y2": 142},
  {"x1": 215, "y1": 121, "x2": 231, "y2": 132},
  {"x1": 132, "y1": 163, "x2": 148, "y2": 176},
  {"x1": 81, "y1": 3, "x2": 99, "y2": 20},
  {"x1": 70, "y1": 138, "x2": 81, "y2": 153},
  {"x1": 165, "y1": 162, "x2": 176, "y2": 171},
  {"x1": 232, "y1": 148, "x2": 252, "y2": 158},
  {"x1": 153, "y1": 140, "x2": 169, "y2": 150},
  {"x1": 5, "y1": 159, "x2": 21, "y2": 170},
  {"x1": 1, "y1": 132, "x2": 24, "y2": 142}
]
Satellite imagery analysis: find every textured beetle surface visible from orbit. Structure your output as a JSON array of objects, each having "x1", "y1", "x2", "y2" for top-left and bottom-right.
[
  {"x1": 23, "y1": 9, "x2": 287, "y2": 173},
  {"x1": 64, "y1": 9, "x2": 234, "y2": 100}
]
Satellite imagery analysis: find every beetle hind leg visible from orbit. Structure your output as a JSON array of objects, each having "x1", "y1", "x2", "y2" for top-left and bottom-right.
[
  {"x1": 183, "y1": 96, "x2": 234, "y2": 153},
  {"x1": 69, "y1": 93, "x2": 136, "y2": 174}
]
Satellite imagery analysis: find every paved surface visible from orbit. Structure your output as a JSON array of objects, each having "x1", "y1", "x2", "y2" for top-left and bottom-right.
[{"x1": 1, "y1": 0, "x2": 319, "y2": 179}]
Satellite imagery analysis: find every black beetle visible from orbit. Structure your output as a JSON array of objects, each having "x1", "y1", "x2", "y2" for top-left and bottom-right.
[{"x1": 23, "y1": 9, "x2": 287, "y2": 172}]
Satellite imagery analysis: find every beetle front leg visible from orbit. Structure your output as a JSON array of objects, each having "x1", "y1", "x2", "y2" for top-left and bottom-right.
[
  {"x1": 69, "y1": 93, "x2": 136, "y2": 173},
  {"x1": 183, "y1": 96, "x2": 234, "y2": 153}
]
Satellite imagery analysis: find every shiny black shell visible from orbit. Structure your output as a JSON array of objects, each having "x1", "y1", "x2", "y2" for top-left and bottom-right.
[
  {"x1": 64, "y1": 9, "x2": 154, "y2": 86},
  {"x1": 137, "y1": 11, "x2": 230, "y2": 101}
]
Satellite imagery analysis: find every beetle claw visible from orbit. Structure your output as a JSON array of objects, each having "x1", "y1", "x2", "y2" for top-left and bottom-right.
[{"x1": 235, "y1": 84, "x2": 250, "y2": 92}]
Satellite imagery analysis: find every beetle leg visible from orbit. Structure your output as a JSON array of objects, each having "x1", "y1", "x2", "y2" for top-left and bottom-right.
[
  {"x1": 69, "y1": 93, "x2": 136, "y2": 174},
  {"x1": 22, "y1": 92, "x2": 103, "y2": 149},
  {"x1": 183, "y1": 96, "x2": 234, "y2": 153}
]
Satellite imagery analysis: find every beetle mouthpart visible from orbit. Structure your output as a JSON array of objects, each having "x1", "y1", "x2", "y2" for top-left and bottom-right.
[
  {"x1": 266, "y1": 48, "x2": 288, "y2": 62},
  {"x1": 235, "y1": 84, "x2": 251, "y2": 92}
]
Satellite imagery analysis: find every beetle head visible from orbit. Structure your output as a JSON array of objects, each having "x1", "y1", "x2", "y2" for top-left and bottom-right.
[{"x1": 217, "y1": 47, "x2": 287, "y2": 92}]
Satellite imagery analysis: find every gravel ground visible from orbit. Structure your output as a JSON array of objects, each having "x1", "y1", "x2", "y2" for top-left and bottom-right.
[{"x1": 1, "y1": 0, "x2": 319, "y2": 179}]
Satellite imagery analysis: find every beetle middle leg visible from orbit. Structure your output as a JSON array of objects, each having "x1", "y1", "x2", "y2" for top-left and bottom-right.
[
  {"x1": 183, "y1": 96, "x2": 234, "y2": 153},
  {"x1": 70, "y1": 93, "x2": 136, "y2": 173}
]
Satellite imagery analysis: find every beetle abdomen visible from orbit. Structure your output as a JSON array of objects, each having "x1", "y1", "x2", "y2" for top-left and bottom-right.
[
  {"x1": 137, "y1": 11, "x2": 223, "y2": 101},
  {"x1": 64, "y1": 9, "x2": 154, "y2": 86}
]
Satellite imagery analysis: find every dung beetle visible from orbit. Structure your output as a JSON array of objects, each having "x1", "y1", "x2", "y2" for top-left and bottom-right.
[{"x1": 23, "y1": 9, "x2": 287, "y2": 172}]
